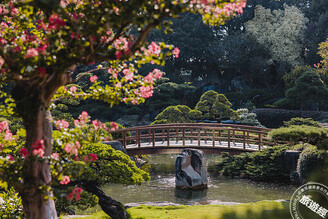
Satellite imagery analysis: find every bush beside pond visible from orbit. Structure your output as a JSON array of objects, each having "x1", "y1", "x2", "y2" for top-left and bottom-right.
[{"x1": 217, "y1": 146, "x2": 292, "y2": 182}]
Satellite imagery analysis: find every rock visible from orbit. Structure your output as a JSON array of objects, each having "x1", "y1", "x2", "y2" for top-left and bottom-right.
[
  {"x1": 175, "y1": 149, "x2": 208, "y2": 189},
  {"x1": 102, "y1": 141, "x2": 128, "y2": 154},
  {"x1": 102, "y1": 141, "x2": 140, "y2": 167},
  {"x1": 277, "y1": 150, "x2": 301, "y2": 172}
]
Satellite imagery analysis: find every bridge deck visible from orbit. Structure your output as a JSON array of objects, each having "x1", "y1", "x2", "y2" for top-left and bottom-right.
[{"x1": 125, "y1": 140, "x2": 265, "y2": 155}]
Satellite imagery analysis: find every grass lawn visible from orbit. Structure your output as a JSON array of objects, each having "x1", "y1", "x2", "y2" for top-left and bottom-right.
[{"x1": 61, "y1": 200, "x2": 291, "y2": 219}]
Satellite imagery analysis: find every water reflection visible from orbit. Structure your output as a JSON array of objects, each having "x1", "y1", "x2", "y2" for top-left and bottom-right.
[{"x1": 175, "y1": 188, "x2": 207, "y2": 200}]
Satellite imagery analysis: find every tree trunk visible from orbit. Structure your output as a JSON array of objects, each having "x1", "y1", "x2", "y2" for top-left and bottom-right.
[{"x1": 12, "y1": 72, "x2": 71, "y2": 219}]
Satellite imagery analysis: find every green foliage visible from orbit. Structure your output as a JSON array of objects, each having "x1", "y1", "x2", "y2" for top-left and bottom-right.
[
  {"x1": 283, "y1": 66, "x2": 314, "y2": 90},
  {"x1": 284, "y1": 117, "x2": 320, "y2": 127},
  {"x1": 296, "y1": 144, "x2": 326, "y2": 181},
  {"x1": 236, "y1": 108, "x2": 262, "y2": 126},
  {"x1": 268, "y1": 125, "x2": 328, "y2": 145},
  {"x1": 79, "y1": 143, "x2": 149, "y2": 185},
  {"x1": 217, "y1": 146, "x2": 291, "y2": 182},
  {"x1": 152, "y1": 105, "x2": 192, "y2": 124},
  {"x1": 188, "y1": 109, "x2": 202, "y2": 121},
  {"x1": 195, "y1": 91, "x2": 237, "y2": 120},
  {"x1": 0, "y1": 187, "x2": 23, "y2": 219},
  {"x1": 277, "y1": 71, "x2": 328, "y2": 110}
]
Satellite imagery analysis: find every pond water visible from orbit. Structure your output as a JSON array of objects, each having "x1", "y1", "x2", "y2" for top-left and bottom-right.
[{"x1": 101, "y1": 154, "x2": 297, "y2": 205}]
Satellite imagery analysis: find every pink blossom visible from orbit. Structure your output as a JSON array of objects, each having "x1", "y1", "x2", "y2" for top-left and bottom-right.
[
  {"x1": 152, "y1": 69, "x2": 163, "y2": 79},
  {"x1": 64, "y1": 142, "x2": 80, "y2": 156},
  {"x1": 7, "y1": 155, "x2": 14, "y2": 161},
  {"x1": 66, "y1": 193, "x2": 73, "y2": 201},
  {"x1": 115, "y1": 51, "x2": 123, "y2": 59},
  {"x1": 145, "y1": 42, "x2": 161, "y2": 56},
  {"x1": 25, "y1": 48, "x2": 39, "y2": 58},
  {"x1": 60, "y1": 175, "x2": 71, "y2": 185},
  {"x1": 0, "y1": 38, "x2": 5, "y2": 45},
  {"x1": 92, "y1": 120, "x2": 103, "y2": 130},
  {"x1": 123, "y1": 69, "x2": 134, "y2": 81},
  {"x1": 55, "y1": 119, "x2": 69, "y2": 130},
  {"x1": 64, "y1": 143, "x2": 73, "y2": 154},
  {"x1": 32, "y1": 148, "x2": 45, "y2": 157},
  {"x1": 51, "y1": 152, "x2": 60, "y2": 160},
  {"x1": 72, "y1": 187, "x2": 82, "y2": 195},
  {"x1": 113, "y1": 6, "x2": 120, "y2": 15},
  {"x1": 115, "y1": 82, "x2": 122, "y2": 88},
  {"x1": 4, "y1": 130, "x2": 13, "y2": 141},
  {"x1": 84, "y1": 153, "x2": 98, "y2": 162},
  {"x1": 75, "y1": 194, "x2": 81, "y2": 201},
  {"x1": 173, "y1": 47, "x2": 180, "y2": 58},
  {"x1": 48, "y1": 14, "x2": 66, "y2": 30},
  {"x1": 110, "y1": 122, "x2": 118, "y2": 131},
  {"x1": 114, "y1": 37, "x2": 128, "y2": 50},
  {"x1": 70, "y1": 86, "x2": 77, "y2": 93},
  {"x1": 131, "y1": 99, "x2": 138, "y2": 105},
  {"x1": 74, "y1": 119, "x2": 80, "y2": 127},
  {"x1": 20, "y1": 148, "x2": 29, "y2": 158},
  {"x1": 144, "y1": 72, "x2": 154, "y2": 83},
  {"x1": 0, "y1": 120, "x2": 9, "y2": 133},
  {"x1": 90, "y1": 75, "x2": 98, "y2": 83}
]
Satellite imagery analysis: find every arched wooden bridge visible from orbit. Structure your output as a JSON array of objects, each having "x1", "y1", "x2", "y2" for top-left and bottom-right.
[{"x1": 110, "y1": 123, "x2": 282, "y2": 155}]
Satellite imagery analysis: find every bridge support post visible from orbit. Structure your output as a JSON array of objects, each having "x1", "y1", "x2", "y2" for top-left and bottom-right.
[
  {"x1": 123, "y1": 132, "x2": 126, "y2": 148},
  {"x1": 167, "y1": 129, "x2": 170, "y2": 146},
  {"x1": 198, "y1": 129, "x2": 200, "y2": 147},
  {"x1": 212, "y1": 129, "x2": 215, "y2": 147},
  {"x1": 137, "y1": 130, "x2": 141, "y2": 147},
  {"x1": 258, "y1": 133, "x2": 262, "y2": 150},
  {"x1": 152, "y1": 129, "x2": 155, "y2": 147},
  {"x1": 228, "y1": 130, "x2": 230, "y2": 148},
  {"x1": 243, "y1": 131, "x2": 245, "y2": 149},
  {"x1": 182, "y1": 128, "x2": 185, "y2": 146}
]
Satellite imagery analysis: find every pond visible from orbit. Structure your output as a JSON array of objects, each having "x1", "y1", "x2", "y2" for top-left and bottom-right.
[{"x1": 100, "y1": 154, "x2": 297, "y2": 205}]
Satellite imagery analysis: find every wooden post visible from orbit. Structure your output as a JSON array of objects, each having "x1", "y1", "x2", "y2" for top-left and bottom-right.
[
  {"x1": 247, "y1": 131, "x2": 249, "y2": 146},
  {"x1": 212, "y1": 129, "x2": 215, "y2": 147},
  {"x1": 243, "y1": 131, "x2": 245, "y2": 149},
  {"x1": 152, "y1": 129, "x2": 155, "y2": 147},
  {"x1": 182, "y1": 128, "x2": 185, "y2": 146},
  {"x1": 228, "y1": 130, "x2": 230, "y2": 148},
  {"x1": 190, "y1": 129, "x2": 193, "y2": 144},
  {"x1": 232, "y1": 130, "x2": 235, "y2": 145},
  {"x1": 148, "y1": 129, "x2": 151, "y2": 144},
  {"x1": 219, "y1": 130, "x2": 221, "y2": 145},
  {"x1": 259, "y1": 133, "x2": 262, "y2": 150},
  {"x1": 162, "y1": 129, "x2": 165, "y2": 143},
  {"x1": 176, "y1": 129, "x2": 179, "y2": 143},
  {"x1": 137, "y1": 130, "x2": 141, "y2": 147},
  {"x1": 167, "y1": 129, "x2": 170, "y2": 146},
  {"x1": 123, "y1": 131, "x2": 126, "y2": 148},
  {"x1": 198, "y1": 129, "x2": 200, "y2": 146},
  {"x1": 204, "y1": 129, "x2": 207, "y2": 144}
]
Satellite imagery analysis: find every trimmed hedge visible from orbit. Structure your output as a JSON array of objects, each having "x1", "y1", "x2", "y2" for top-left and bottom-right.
[
  {"x1": 268, "y1": 125, "x2": 328, "y2": 145},
  {"x1": 296, "y1": 144, "x2": 326, "y2": 181},
  {"x1": 284, "y1": 117, "x2": 320, "y2": 127},
  {"x1": 217, "y1": 146, "x2": 291, "y2": 182}
]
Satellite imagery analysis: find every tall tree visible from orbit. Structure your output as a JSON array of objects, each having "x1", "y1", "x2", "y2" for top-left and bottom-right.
[{"x1": 0, "y1": 0, "x2": 246, "y2": 218}]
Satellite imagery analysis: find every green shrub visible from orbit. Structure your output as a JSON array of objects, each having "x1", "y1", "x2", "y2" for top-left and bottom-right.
[
  {"x1": 188, "y1": 109, "x2": 202, "y2": 121},
  {"x1": 195, "y1": 91, "x2": 237, "y2": 121},
  {"x1": 284, "y1": 117, "x2": 320, "y2": 127},
  {"x1": 236, "y1": 108, "x2": 262, "y2": 127},
  {"x1": 296, "y1": 144, "x2": 326, "y2": 181},
  {"x1": 0, "y1": 187, "x2": 23, "y2": 219},
  {"x1": 217, "y1": 146, "x2": 291, "y2": 182},
  {"x1": 268, "y1": 125, "x2": 328, "y2": 145},
  {"x1": 152, "y1": 105, "x2": 192, "y2": 124}
]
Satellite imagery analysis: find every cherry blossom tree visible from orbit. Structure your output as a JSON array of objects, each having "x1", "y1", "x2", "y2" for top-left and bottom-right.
[{"x1": 0, "y1": 0, "x2": 246, "y2": 218}]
